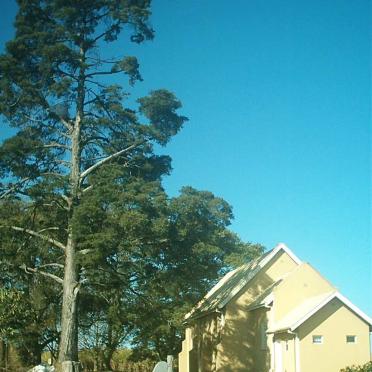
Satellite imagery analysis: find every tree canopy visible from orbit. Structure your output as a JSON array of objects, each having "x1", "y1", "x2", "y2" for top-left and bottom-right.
[{"x1": 0, "y1": 1, "x2": 263, "y2": 370}]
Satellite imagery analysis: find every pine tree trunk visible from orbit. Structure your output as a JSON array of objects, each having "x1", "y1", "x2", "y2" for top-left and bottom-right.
[
  {"x1": 57, "y1": 52, "x2": 85, "y2": 371},
  {"x1": 57, "y1": 235, "x2": 79, "y2": 371}
]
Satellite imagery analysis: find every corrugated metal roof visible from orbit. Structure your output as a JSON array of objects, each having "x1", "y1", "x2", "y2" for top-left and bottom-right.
[
  {"x1": 185, "y1": 250, "x2": 272, "y2": 321},
  {"x1": 185, "y1": 243, "x2": 302, "y2": 321}
]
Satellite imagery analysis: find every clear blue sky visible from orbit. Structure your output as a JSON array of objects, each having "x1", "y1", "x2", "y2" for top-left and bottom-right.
[{"x1": 1, "y1": 0, "x2": 371, "y2": 315}]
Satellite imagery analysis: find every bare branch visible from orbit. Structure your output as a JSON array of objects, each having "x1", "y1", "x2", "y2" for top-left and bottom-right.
[
  {"x1": 37, "y1": 227, "x2": 67, "y2": 233},
  {"x1": 77, "y1": 249, "x2": 94, "y2": 255},
  {"x1": 24, "y1": 114, "x2": 45, "y2": 124},
  {"x1": 55, "y1": 159, "x2": 72, "y2": 167},
  {"x1": 79, "y1": 142, "x2": 144, "y2": 182},
  {"x1": 86, "y1": 70, "x2": 122, "y2": 78},
  {"x1": 43, "y1": 143, "x2": 71, "y2": 150},
  {"x1": 20, "y1": 264, "x2": 63, "y2": 285},
  {"x1": 3, "y1": 226, "x2": 66, "y2": 251},
  {"x1": 0, "y1": 177, "x2": 31, "y2": 199},
  {"x1": 39, "y1": 263, "x2": 64, "y2": 269},
  {"x1": 61, "y1": 194, "x2": 71, "y2": 204},
  {"x1": 9, "y1": 95, "x2": 21, "y2": 107},
  {"x1": 40, "y1": 172, "x2": 66, "y2": 178},
  {"x1": 82, "y1": 185, "x2": 93, "y2": 193}
]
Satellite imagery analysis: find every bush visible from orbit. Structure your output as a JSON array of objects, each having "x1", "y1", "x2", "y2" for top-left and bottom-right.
[{"x1": 340, "y1": 361, "x2": 372, "y2": 372}]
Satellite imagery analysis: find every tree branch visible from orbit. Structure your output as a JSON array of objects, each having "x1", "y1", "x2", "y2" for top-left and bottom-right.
[
  {"x1": 37, "y1": 227, "x2": 67, "y2": 233},
  {"x1": 43, "y1": 143, "x2": 71, "y2": 150},
  {"x1": 40, "y1": 172, "x2": 66, "y2": 178},
  {"x1": 0, "y1": 177, "x2": 31, "y2": 199},
  {"x1": 20, "y1": 264, "x2": 63, "y2": 285},
  {"x1": 79, "y1": 141, "x2": 144, "y2": 182},
  {"x1": 3, "y1": 226, "x2": 66, "y2": 251},
  {"x1": 39, "y1": 263, "x2": 64, "y2": 269},
  {"x1": 86, "y1": 70, "x2": 122, "y2": 78},
  {"x1": 82, "y1": 185, "x2": 93, "y2": 193}
]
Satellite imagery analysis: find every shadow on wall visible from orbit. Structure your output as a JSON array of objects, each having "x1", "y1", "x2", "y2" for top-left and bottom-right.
[
  {"x1": 216, "y1": 271, "x2": 274, "y2": 372},
  {"x1": 298, "y1": 298, "x2": 341, "y2": 340}
]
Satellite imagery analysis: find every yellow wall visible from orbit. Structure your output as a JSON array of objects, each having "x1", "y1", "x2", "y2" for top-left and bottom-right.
[
  {"x1": 272, "y1": 263, "x2": 335, "y2": 323},
  {"x1": 216, "y1": 250, "x2": 299, "y2": 372},
  {"x1": 179, "y1": 313, "x2": 220, "y2": 372},
  {"x1": 297, "y1": 298, "x2": 371, "y2": 372}
]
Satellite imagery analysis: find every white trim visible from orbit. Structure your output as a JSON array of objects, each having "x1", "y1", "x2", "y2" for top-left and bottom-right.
[
  {"x1": 275, "y1": 243, "x2": 302, "y2": 265},
  {"x1": 274, "y1": 339, "x2": 283, "y2": 372},
  {"x1": 295, "y1": 335, "x2": 301, "y2": 372},
  {"x1": 290, "y1": 292, "x2": 372, "y2": 331},
  {"x1": 346, "y1": 335, "x2": 357, "y2": 344},
  {"x1": 335, "y1": 292, "x2": 372, "y2": 327}
]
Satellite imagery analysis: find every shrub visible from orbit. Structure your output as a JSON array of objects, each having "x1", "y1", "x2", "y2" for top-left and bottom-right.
[{"x1": 340, "y1": 361, "x2": 372, "y2": 372}]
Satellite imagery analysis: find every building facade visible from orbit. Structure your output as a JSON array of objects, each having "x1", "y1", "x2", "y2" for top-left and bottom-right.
[{"x1": 178, "y1": 243, "x2": 372, "y2": 372}]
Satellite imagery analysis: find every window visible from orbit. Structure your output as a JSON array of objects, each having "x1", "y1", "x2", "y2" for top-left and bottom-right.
[
  {"x1": 312, "y1": 335, "x2": 323, "y2": 344},
  {"x1": 346, "y1": 335, "x2": 356, "y2": 344}
]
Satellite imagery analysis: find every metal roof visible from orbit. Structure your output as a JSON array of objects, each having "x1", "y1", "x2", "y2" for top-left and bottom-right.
[{"x1": 185, "y1": 243, "x2": 301, "y2": 321}]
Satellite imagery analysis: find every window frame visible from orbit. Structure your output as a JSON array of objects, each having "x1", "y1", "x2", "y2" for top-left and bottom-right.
[
  {"x1": 346, "y1": 335, "x2": 357, "y2": 344},
  {"x1": 312, "y1": 335, "x2": 323, "y2": 344}
]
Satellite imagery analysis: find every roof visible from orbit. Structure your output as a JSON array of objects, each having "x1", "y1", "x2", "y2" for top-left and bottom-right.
[
  {"x1": 185, "y1": 243, "x2": 301, "y2": 321},
  {"x1": 268, "y1": 291, "x2": 372, "y2": 333}
]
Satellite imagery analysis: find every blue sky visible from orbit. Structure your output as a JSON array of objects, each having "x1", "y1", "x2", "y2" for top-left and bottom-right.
[{"x1": 1, "y1": 1, "x2": 371, "y2": 314}]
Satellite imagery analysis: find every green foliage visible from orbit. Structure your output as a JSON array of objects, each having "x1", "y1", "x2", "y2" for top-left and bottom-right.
[
  {"x1": 0, "y1": 0, "x2": 263, "y2": 367},
  {"x1": 0, "y1": 289, "x2": 32, "y2": 338},
  {"x1": 340, "y1": 362, "x2": 372, "y2": 372},
  {"x1": 138, "y1": 90, "x2": 188, "y2": 145},
  {"x1": 0, "y1": 283, "x2": 60, "y2": 365}
]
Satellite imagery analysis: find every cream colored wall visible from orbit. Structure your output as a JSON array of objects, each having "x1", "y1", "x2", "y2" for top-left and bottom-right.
[
  {"x1": 216, "y1": 250, "x2": 299, "y2": 372},
  {"x1": 179, "y1": 339, "x2": 188, "y2": 372},
  {"x1": 179, "y1": 313, "x2": 220, "y2": 372},
  {"x1": 297, "y1": 298, "x2": 371, "y2": 372},
  {"x1": 179, "y1": 328, "x2": 193, "y2": 372},
  {"x1": 272, "y1": 263, "x2": 335, "y2": 323}
]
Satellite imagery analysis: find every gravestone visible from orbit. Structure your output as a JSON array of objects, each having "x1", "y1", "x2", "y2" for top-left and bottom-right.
[
  {"x1": 152, "y1": 355, "x2": 173, "y2": 372},
  {"x1": 28, "y1": 364, "x2": 55, "y2": 372},
  {"x1": 167, "y1": 355, "x2": 174, "y2": 372},
  {"x1": 152, "y1": 361, "x2": 167, "y2": 372}
]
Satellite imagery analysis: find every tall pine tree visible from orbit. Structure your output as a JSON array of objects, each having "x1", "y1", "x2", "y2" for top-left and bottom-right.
[{"x1": 0, "y1": 1, "x2": 186, "y2": 370}]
